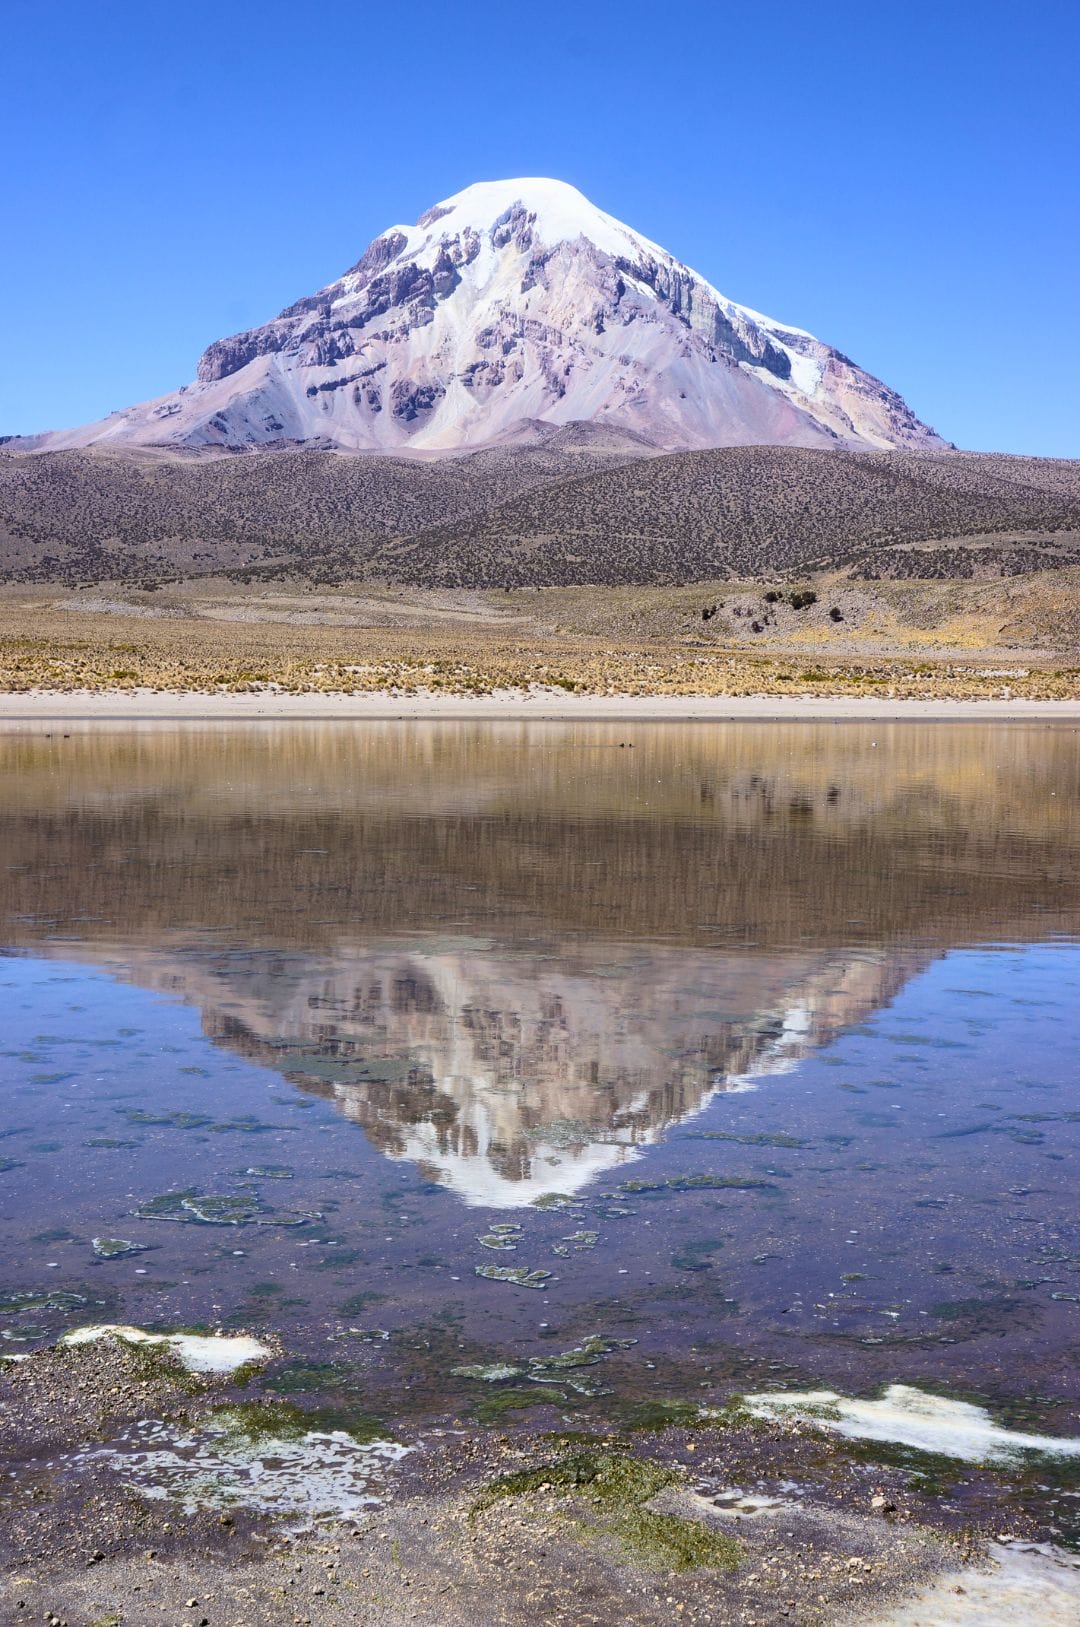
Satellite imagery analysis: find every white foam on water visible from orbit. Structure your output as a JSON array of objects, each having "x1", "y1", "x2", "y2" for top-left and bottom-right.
[
  {"x1": 60, "y1": 1324, "x2": 271, "y2": 1373},
  {"x1": 742, "y1": 1384, "x2": 1080, "y2": 1465}
]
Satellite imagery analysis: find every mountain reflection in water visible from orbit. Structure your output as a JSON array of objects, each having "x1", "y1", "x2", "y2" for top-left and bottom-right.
[
  {"x1": 1, "y1": 720, "x2": 1077, "y2": 1207},
  {"x1": 70, "y1": 940, "x2": 922, "y2": 1205}
]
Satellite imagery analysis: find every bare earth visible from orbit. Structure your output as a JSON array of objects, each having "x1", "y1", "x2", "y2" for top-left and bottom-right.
[{"x1": 4, "y1": 690, "x2": 1080, "y2": 723}]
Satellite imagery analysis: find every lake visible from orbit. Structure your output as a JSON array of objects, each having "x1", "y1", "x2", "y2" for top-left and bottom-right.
[{"x1": 0, "y1": 720, "x2": 1077, "y2": 1477}]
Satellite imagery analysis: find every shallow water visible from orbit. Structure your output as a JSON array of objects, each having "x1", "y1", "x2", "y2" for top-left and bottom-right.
[{"x1": 0, "y1": 721, "x2": 1077, "y2": 1440}]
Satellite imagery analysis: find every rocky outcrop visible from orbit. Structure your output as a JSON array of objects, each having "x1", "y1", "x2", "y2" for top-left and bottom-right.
[{"x1": 197, "y1": 326, "x2": 287, "y2": 383}]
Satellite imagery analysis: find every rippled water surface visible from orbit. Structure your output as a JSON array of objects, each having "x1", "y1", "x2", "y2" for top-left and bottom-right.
[{"x1": 0, "y1": 721, "x2": 1077, "y2": 1434}]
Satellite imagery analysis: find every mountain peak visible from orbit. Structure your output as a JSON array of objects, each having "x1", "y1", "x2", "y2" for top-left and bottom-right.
[
  {"x1": 406, "y1": 176, "x2": 658, "y2": 257},
  {"x1": 16, "y1": 178, "x2": 944, "y2": 457}
]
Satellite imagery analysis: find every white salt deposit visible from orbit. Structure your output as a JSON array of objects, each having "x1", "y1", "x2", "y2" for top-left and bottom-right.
[
  {"x1": 862, "y1": 1542, "x2": 1080, "y2": 1627},
  {"x1": 743, "y1": 1384, "x2": 1080, "y2": 1465},
  {"x1": 60, "y1": 1324, "x2": 270, "y2": 1373},
  {"x1": 77, "y1": 1418, "x2": 412, "y2": 1526}
]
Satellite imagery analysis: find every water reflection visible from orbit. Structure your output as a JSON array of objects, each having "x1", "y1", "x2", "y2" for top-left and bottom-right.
[
  {"x1": 69, "y1": 940, "x2": 921, "y2": 1204},
  {"x1": 1, "y1": 720, "x2": 1077, "y2": 1211}
]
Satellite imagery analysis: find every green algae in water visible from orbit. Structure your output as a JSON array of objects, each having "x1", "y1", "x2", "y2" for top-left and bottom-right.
[
  {"x1": 0, "y1": 1158, "x2": 24, "y2": 1174},
  {"x1": 312, "y1": 1248, "x2": 363, "y2": 1270},
  {"x1": 122, "y1": 1110, "x2": 213, "y2": 1129},
  {"x1": 92, "y1": 1237, "x2": 148, "y2": 1259},
  {"x1": 527, "y1": 1334, "x2": 635, "y2": 1384},
  {"x1": 453, "y1": 1335, "x2": 635, "y2": 1397},
  {"x1": 531, "y1": 1349, "x2": 627, "y2": 1397},
  {"x1": 255, "y1": 1365, "x2": 391, "y2": 1442},
  {"x1": 473, "y1": 1449, "x2": 743, "y2": 1573},
  {"x1": 451, "y1": 1362, "x2": 524, "y2": 1382},
  {"x1": 615, "y1": 1397, "x2": 727, "y2": 1431},
  {"x1": 470, "y1": 1385, "x2": 567, "y2": 1422},
  {"x1": 560, "y1": 1230, "x2": 599, "y2": 1250},
  {"x1": 671, "y1": 1237, "x2": 726, "y2": 1272},
  {"x1": 134, "y1": 1188, "x2": 321, "y2": 1227},
  {"x1": 0, "y1": 1288, "x2": 89, "y2": 1316},
  {"x1": 477, "y1": 1223, "x2": 524, "y2": 1250},
  {"x1": 531, "y1": 1193, "x2": 586, "y2": 1213},
  {"x1": 121, "y1": 1110, "x2": 290, "y2": 1136},
  {"x1": 340, "y1": 1291, "x2": 389, "y2": 1316},
  {"x1": 209, "y1": 1116, "x2": 294, "y2": 1136},
  {"x1": 212, "y1": 1398, "x2": 388, "y2": 1447},
  {"x1": 239, "y1": 1166, "x2": 294, "y2": 1179},
  {"x1": 270, "y1": 1359, "x2": 357, "y2": 1394},
  {"x1": 618, "y1": 1174, "x2": 777, "y2": 1195},
  {"x1": 475, "y1": 1264, "x2": 553, "y2": 1290},
  {"x1": 679, "y1": 1131, "x2": 811, "y2": 1148},
  {"x1": 83, "y1": 1138, "x2": 141, "y2": 1150}
]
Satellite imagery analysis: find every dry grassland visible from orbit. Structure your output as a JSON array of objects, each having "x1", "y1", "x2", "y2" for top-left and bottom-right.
[{"x1": 2, "y1": 583, "x2": 1079, "y2": 700}]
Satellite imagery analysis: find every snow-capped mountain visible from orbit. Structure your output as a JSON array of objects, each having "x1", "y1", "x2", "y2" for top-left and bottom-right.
[{"x1": 27, "y1": 178, "x2": 943, "y2": 456}]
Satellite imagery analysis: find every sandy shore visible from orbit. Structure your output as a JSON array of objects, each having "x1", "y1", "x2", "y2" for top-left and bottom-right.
[{"x1": 3, "y1": 689, "x2": 1080, "y2": 724}]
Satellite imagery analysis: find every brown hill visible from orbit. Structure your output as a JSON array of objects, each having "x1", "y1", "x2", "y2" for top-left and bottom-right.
[
  {"x1": 381, "y1": 447, "x2": 1080, "y2": 586},
  {"x1": 0, "y1": 442, "x2": 1078, "y2": 587}
]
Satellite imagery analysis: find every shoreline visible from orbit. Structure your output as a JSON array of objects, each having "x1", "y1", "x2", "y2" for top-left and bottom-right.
[
  {"x1": 4, "y1": 688, "x2": 1080, "y2": 724},
  {"x1": 3, "y1": 1334, "x2": 1078, "y2": 1627}
]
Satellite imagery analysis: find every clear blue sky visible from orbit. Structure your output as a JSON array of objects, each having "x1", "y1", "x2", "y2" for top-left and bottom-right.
[{"x1": 3, "y1": 0, "x2": 1077, "y2": 454}]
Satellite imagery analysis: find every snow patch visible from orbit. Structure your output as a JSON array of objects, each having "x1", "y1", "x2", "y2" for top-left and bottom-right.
[
  {"x1": 784, "y1": 351, "x2": 824, "y2": 397},
  {"x1": 417, "y1": 177, "x2": 672, "y2": 266},
  {"x1": 346, "y1": 178, "x2": 823, "y2": 383},
  {"x1": 743, "y1": 1384, "x2": 1080, "y2": 1465}
]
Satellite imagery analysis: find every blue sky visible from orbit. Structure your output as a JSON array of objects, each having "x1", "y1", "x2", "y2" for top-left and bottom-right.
[{"x1": 3, "y1": 0, "x2": 1077, "y2": 454}]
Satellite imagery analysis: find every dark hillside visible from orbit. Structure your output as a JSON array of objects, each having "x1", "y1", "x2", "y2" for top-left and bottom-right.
[{"x1": 1, "y1": 442, "x2": 1078, "y2": 586}]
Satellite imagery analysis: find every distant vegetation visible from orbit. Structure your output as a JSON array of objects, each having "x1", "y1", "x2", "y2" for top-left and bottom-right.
[{"x1": 0, "y1": 443, "x2": 1078, "y2": 587}]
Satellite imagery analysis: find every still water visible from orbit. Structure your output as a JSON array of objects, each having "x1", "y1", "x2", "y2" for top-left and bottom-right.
[{"x1": 0, "y1": 721, "x2": 1077, "y2": 1435}]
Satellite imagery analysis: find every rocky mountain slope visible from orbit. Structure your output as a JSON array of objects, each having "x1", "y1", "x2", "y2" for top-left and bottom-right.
[{"x1": 10, "y1": 178, "x2": 945, "y2": 456}]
